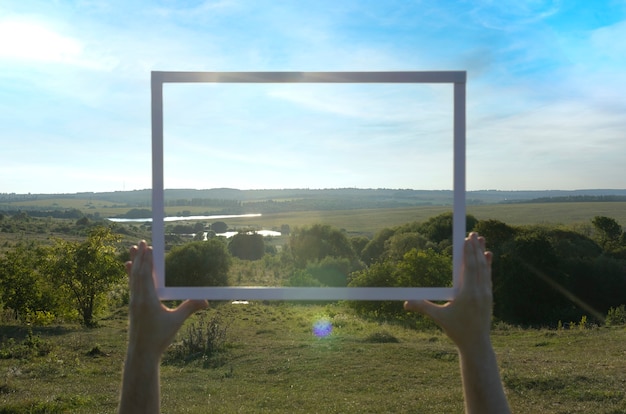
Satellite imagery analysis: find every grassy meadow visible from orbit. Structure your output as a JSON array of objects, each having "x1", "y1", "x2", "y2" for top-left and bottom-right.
[
  {"x1": 2, "y1": 199, "x2": 626, "y2": 412},
  {"x1": 0, "y1": 303, "x2": 625, "y2": 413}
]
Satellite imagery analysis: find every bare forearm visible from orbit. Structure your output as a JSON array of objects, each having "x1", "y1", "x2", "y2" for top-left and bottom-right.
[
  {"x1": 458, "y1": 339, "x2": 510, "y2": 414},
  {"x1": 118, "y1": 352, "x2": 161, "y2": 414}
]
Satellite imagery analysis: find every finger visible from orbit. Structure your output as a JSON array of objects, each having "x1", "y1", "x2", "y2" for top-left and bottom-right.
[
  {"x1": 477, "y1": 233, "x2": 487, "y2": 250},
  {"x1": 129, "y1": 244, "x2": 138, "y2": 261},
  {"x1": 405, "y1": 299, "x2": 449, "y2": 327},
  {"x1": 484, "y1": 250, "x2": 493, "y2": 267},
  {"x1": 463, "y1": 233, "x2": 479, "y2": 271},
  {"x1": 405, "y1": 299, "x2": 438, "y2": 316},
  {"x1": 175, "y1": 300, "x2": 209, "y2": 319},
  {"x1": 130, "y1": 241, "x2": 156, "y2": 298},
  {"x1": 169, "y1": 300, "x2": 209, "y2": 328}
]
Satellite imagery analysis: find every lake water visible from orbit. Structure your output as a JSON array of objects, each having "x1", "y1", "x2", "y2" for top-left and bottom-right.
[
  {"x1": 217, "y1": 230, "x2": 281, "y2": 238},
  {"x1": 107, "y1": 213, "x2": 281, "y2": 238},
  {"x1": 108, "y1": 213, "x2": 262, "y2": 223}
]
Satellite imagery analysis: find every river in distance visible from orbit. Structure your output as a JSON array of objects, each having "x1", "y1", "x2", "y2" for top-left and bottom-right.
[{"x1": 107, "y1": 213, "x2": 281, "y2": 238}]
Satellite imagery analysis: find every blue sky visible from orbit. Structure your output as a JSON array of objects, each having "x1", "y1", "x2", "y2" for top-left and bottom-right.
[{"x1": 1, "y1": 0, "x2": 625, "y2": 194}]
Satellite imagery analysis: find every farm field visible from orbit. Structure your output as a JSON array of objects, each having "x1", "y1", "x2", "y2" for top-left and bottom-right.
[
  {"x1": 219, "y1": 202, "x2": 626, "y2": 235},
  {"x1": 0, "y1": 303, "x2": 625, "y2": 413},
  {"x1": 5, "y1": 195, "x2": 626, "y2": 232}
]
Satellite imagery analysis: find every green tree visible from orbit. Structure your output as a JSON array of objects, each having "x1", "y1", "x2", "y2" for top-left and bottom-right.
[
  {"x1": 473, "y1": 219, "x2": 516, "y2": 252},
  {"x1": 349, "y1": 235, "x2": 370, "y2": 258},
  {"x1": 166, "y1": 240, "x2": 231, "y2": 287},
  {"x1": 211, "y1": 221, "x2": 228, "y2": 234},
  {"x1": 284, "y1": 269, "x2": 323, "y2": 287},
  {"x1": 360, "y1": 228, "x2": 395, "y2": 265},
  {"x1": 592, "y1": 216, "x2": 623, "y2": 250},
  {"x1": 347, "y1": 261, "x2": 400, "y2": 316},
  {"x1": 384, "y1": 232, "x2": 431, "y2": 261},
  {"x1": 289, "y1": 224, "x2": 354, "y2": 267},
  {"x1": 228, "y1": 232, "x2": 265, "y2": 260},
  {"x1": 0, "y1": 242, "x2": 56, "y2": 320},
  {"x1": 47, "y1": 226, "x2": 125, "y2": 326},
  {"x1": 417, "y1": 212, "x2": 478, "y2": 244},
  {"x1": 348, "y1": 248, "x2": 451, "y2": 317},
  {"x1": 396, "y1": 248, "x2": 452, "y2": 288},
  {"x1": 304, "y1": 256, "x2": 352, "y2": 287}
]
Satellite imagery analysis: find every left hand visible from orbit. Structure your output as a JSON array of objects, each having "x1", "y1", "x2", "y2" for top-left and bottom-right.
[{"x1": 125, "y1": 240, "x2": 208, "y2": 357}]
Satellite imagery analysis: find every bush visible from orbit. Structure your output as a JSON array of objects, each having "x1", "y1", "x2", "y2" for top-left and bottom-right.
[
  {"x1": 166, "y1": 240, "x2": 231, "y2": 287},
  {"x1": 0, "y1": 330, "x2": 53, "y2": 360},
  {"x1": 606, "y1": 305, "x2": 626, "y2": 326},
  {"x1": 166, "y1": 314, "x2": 229, "y2": 364},
  {"x1": 24, "y1": 310, "x2": 55, "y2": 326},
  {"x1": 284, "y1": 269, "x2": 323, "y2": 287}
]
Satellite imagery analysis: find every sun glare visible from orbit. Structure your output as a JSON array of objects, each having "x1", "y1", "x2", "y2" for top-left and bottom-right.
[{"x1": 0, "y1": 20, "x2": 82, "y2": 62}]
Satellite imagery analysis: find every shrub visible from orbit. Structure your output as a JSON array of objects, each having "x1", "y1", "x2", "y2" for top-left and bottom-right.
[
  {"x1": 606, "y1": 304, "x2": 626, "y2": 326},
  {"x1": 165, "y1": 240, "x2": 231, "y2": 287},
  {"x1": 0, "y1": 330, "x2": 53, "y2": 359},
  {"x1": 24, "y1": 310, "x2": 55, "y2": 326},
  {"x1": 167, "y1": 314, "x2": 228, "y2": 363}
]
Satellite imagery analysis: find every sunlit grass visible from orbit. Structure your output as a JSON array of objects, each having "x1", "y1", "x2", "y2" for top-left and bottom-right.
[{"x1": 1, "y1": 303, "x2": 625, "y2": 413}]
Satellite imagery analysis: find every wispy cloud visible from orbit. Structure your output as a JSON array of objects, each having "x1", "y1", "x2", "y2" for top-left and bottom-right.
[{"x1": 0, "y1": 1, "x2": 625, "y2": 193}]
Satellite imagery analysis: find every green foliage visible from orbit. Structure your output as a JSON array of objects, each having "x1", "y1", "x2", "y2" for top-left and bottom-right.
[
  {"x1": 24, "y1": 310, "x2": 55, "y2": 326},
  {"x1": 0, "y1": 330, "x2": 53, "y2": 360},
  {"x1": 606, "y1": 305, "x2": 626, "y2": 326},
  {"x1": 305, "y1": 257, "x2": 352, "y2": 287},
  {"x1": 397, "y1": 249, "x2": 452, "y2": 288},
  {"x1": 284, "y1": 269, "x2": 323, "y2": 287},
  {"x1": 361, "y1": 228, "x2": 395, "y2": 265},
  {"x1": 166, "y1": 314, "x2": 229, "y2": 364},
  {"x1": 347, "y1": 261, "x2": 401, "y2": 316},
  {"x1": 0, "y1": 242, "x2": 58, "y2": 321},
  {"x1": 384, "y1": 232, "x2": 432, "y2": 261},
  {"x1": 473, "y1": 219, "x2": 516, "y2": 250},
  {"x1": 210, "y1": 221, "x2": 228, "y2": 233},
  {"x1": 348, "y1": 249, "x2": 451, "y2": 317},
  {"x1": 0, "y1": 395, "x2": 90, "y2": 413},
  {"x1": 415, "y1": 212, "x2": 478, "y2": 244},
  {"x1": 592, "y1": 215, "x2": 623, "y2": 250},
  {"x1": 349, "y1": 235, "x2": 370, "y2": 258},
  {"x1": 289, "y1": 224, "x2": 355, "y2": 267},
  {"x1": 165, "y1": 240, "x2": 231, "y2": 287},
  {"x1": 228, "y1": 232, "x2": 265, "y2": 260},
  {"x1": 46, "y1": 226, "x2": 125, "y2": 326},
  {"x1": 284, "y1": 257, "x2": 352, "y2": 287},
  {"x1": 492, "y1": 225, "x2": 626, "y2": 326}
]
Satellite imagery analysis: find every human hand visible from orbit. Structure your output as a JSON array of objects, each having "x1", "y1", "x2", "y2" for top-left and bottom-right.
[
  {"x1": 125, "y1": 240, "x2": 208, "y2": 358},
  {"x1": 404, "y1": 232, "x2": 494, "y2": 351}
]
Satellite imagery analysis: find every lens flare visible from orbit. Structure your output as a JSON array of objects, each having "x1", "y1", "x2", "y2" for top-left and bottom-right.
[{"x1": 312, "y1": 318, "x2": 332, "y2": 337}]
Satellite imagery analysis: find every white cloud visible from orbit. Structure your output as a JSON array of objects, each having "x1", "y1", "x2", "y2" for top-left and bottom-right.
[
  {"x1": 469, "y1": 0, "x2": 561, "y2": 31},
  {"x1": 0, "y1": 18, "x2": 82, "y2": 63}
]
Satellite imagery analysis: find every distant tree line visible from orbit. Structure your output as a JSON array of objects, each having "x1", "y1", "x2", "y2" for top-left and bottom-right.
[
  {"x1": 503, "y1": 195, "x2": 626, "y2": 203},
  {"x1": 0, "y1": 208, "x2": 86, "y2": 219}
]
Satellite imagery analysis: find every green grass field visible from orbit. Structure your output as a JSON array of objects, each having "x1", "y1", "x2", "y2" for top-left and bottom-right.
[
  {"x1": 2, "y1": 201, "x2": 626, "y2": 412},
  {"x1": 6, "y1": 196, "x2": 626, "y2": 231},
  {"x1": 1, "y1": 304, "x2": 625, "y2": 413}
]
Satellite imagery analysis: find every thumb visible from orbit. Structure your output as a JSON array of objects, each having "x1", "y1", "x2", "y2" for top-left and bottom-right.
[
  {"x1": 174, "y1": 299, "x2": 209, "y2": 320},
  {"x1": 404, "y1": 299, "x2": 446, "y2": 323}
]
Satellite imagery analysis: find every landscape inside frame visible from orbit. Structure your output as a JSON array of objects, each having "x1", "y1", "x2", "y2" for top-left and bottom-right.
[{"x1": 151, "y1": 71, "x2": 466, "y2": 301}]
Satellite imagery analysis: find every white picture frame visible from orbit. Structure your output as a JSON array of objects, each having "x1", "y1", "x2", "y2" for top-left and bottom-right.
[{"x1": 151, "y1": 71, "x2": 466, "y2": 301}]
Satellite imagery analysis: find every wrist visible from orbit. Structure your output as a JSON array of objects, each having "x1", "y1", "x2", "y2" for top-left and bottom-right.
[{"x1": 455, "y1": 333, "x2": 495, "y2": 360}]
